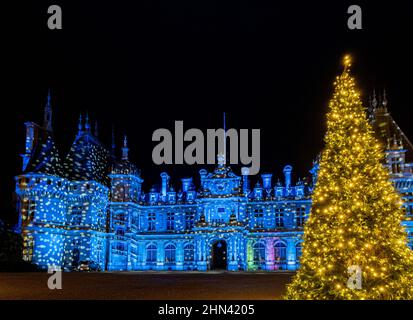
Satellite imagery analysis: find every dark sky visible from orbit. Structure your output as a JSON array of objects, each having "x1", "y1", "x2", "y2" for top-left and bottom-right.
[{"x1": 2, "y1": 1, "x2": 412, "y2": 223}]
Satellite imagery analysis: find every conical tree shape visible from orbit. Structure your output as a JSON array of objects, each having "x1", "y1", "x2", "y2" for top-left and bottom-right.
[{"x1": 285, "y1": 56, "x2": 413, "y2": 300}]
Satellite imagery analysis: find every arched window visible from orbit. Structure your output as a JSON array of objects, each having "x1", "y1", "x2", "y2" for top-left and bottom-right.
[
  {"x1": 146, "y1": 244, "x2": 157, "y2": 263},
  {"x1": 184, "y1": 244, "x2": 195, "y2": 262},
  {"x1": 296, "y1": 242, "x2": 303, "y2": 263},
  {"x1": 274, "y1": 241, "x2": 287, "y2": 264},
  {"x1": 253, "y1": 242, "x2": 266, "y2": 263},
  {"x1": 165, "y1": 244, "x2": 176, "y2": 262}
]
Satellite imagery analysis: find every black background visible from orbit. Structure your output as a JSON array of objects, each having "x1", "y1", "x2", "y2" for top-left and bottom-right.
[{"x1": 2, "y1": 1, "x2": 412, "y2": 224}]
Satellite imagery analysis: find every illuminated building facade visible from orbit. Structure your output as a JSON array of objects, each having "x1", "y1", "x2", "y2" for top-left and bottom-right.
[{"x1": 15, "y1": 91, "x2": 413, "y2": 271}]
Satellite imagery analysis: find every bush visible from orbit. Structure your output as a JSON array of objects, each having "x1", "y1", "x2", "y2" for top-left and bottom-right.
[{"x1": 0, "y1": 220, "x2": 39, "y2": 272}]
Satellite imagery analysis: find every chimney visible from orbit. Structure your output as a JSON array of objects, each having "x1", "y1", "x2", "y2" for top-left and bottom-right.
[
  {"x1": 261, "y1": 173, "x2": 272, "y2": 189},
  {"x1": 160, "y1": 172, "x2": 170, "y2": 197},
  {"x1": 181, "y1": 178, "x2": 192, "y2": 193},
  {"x1": 241, "y1": 167, "x2": 250, "y2": 194},
  {"x1": 283, "y1": 165, "x2": 292, "y2": 188},
  {"x1": 22, "y1": 122, "x2": 39, "y2": 171}
]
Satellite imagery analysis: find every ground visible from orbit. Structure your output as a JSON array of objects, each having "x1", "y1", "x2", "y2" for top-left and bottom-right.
[{"x1": 0, "y1": 271, "x2": 293, "y2": 300}]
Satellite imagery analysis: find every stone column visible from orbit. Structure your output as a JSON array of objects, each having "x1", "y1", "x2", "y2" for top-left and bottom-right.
[
  {"x1": 157, "y1": 240, "x2": 165, "y2": 271},
  {"x1": 176, "y1": 241, "x2": 184, "y2": 271},
  {"x1": 227, "y1": 236, "x2": 238, "y2": 271},
  {"x1": 286, "y1": 238, "x2": 296, "y2": 271},
  {"x1": 265, "y1": 238, "x2": 274, "y2": 271},
  {"x1": 196, "y1": 237, "x2": 207, "y2": 271},
  {"x1": 138, "y1": 242, "x2": 145, "y2": 270}
]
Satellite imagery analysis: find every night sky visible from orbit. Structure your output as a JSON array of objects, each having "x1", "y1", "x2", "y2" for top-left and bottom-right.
[{"x1": 2, "y1": 1, "x2": 412, "y2": 223}]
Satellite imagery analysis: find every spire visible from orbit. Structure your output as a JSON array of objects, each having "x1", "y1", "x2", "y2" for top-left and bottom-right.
[
  {"x1": 382, "y1": 89, "x2": 388, "y2": 109},
  {"x1": 77, "y1": 113, "x2": 83, "y2": 133},
  {"x1": 85, "y1": 111, "x2": 90, "y2": 132},
  {"x1": 43, "y1": 88, "x2": 53, "y2": 132},
  {"x1": 223, "y1": 111, "x2": 226, "y2": 160},
  {"x1": 94, "y1": 121, "x2": 98, "y2": 137},
  {"x1": 372, "y1": 89, "x2": 377, "y2": 109},
  {"x1": 111, "y1": 126, "x2": 116, "y2": 152},
  {"x1": 217, "y1": 112, "x2": 226, "y2": 166},
  {"x1": 122, "y1": 134, "x2": 129, "y2": 160}
]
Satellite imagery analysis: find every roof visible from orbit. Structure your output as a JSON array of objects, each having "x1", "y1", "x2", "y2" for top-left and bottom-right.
[
  {"x1": 23, "y1": 127, "x2": 64, "y2": 176},
  {"x1": 63, "y1": 131, "x2": 111, "y2": 185}
]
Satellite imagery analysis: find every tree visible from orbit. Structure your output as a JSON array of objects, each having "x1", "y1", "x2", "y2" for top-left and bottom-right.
[
  {"x1": 0, "y1": 219, "x2": 22, "y2": 263},
  {"x1": 285, "y1": 56, "x2": 413, "y2": 299}
]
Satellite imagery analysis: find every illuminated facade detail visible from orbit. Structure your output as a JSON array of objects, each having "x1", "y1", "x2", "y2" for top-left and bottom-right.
[
  {"x1": 15, "y1": 91, "x2": 413, "y2": 271},
  {"x1": 369, "y1": 91, "x2": 413, "y2": 249}
]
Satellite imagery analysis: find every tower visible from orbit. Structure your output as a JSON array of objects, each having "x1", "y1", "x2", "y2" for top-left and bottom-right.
[{"x1": 108, "y1": 134, "x2": 143, "y2": 271}]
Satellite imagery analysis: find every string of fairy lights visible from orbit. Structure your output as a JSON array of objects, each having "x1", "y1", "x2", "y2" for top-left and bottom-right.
[{"x1": 286, "y1": 56, "x2": 413, "y2": 300}]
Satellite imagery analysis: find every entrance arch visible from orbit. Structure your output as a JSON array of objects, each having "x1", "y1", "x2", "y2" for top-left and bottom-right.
[
  {"x1": 211, "y1": 240, "x2": 227, "y2": 270},
  {"x1": 72, "y1": 248, "x2": 80, "y2": 268}
]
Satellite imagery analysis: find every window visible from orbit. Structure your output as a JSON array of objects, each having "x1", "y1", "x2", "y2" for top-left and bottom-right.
[
  {"x1": 116, "y1": 242, "x2": 125, "y2": 251},
  {"x1": 295, "y1": 206, "x2": 306, "y2": 227},
  {"x1": 254, "y1": 209, "x2": 264, "y2": 228},
  {"x1": 21, "y1": 198, "x2": 36, "y2": 224},
  {"x1": 274, "y1": 241, "x2": 287, "y2": 264},
  {"x1": 218, "y1": 207, "x2": 225, "y2": 213},
  {"x1": 71, "y1": 206, "x2": 83, "y2": 225},
  {"x1": 165, "y1": 244, "x2": 176, "y2": 262},
  {"x1": 146, "y1": 244, "x2": 157, "y2": 262},
  {"x1": 253, "y1": 242, "x2": 266, "y2": 263},
  {"x1": 275, "y1": 208, "x2": 284, "y2": 228},
  {"x1": 185, "y1": 212, "x2": 194, "y2": 230},
  {"x1": 148, "y1": 213, "x2": 156, "y2": 231},
  {"x1": 166, "y1": 212, "x2": 175, "y2": 231},
  {"x1": 184, "y1": 244, "x2": 195, "y2": 262},
  {"x1": 116, "y1": 227, "x2": 124, "y2": 236}
]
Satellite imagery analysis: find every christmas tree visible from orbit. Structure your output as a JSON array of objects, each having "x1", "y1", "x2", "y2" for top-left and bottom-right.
[{"x1": 285, "y1": 55, "x2": 413, "y2": 299}]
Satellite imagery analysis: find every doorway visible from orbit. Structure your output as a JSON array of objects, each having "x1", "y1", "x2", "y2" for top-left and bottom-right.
[
  {"x1": 72, "y1": 248, "x2": 80, "y2": 268},
  {"x1": 211, "y1": 240, "x2": 227, "y2": 270}
]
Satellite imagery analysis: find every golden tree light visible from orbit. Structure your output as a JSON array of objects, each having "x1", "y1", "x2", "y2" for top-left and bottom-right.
[{"x1": 285, "y1": 55, "x2": 413, "y2": 300}]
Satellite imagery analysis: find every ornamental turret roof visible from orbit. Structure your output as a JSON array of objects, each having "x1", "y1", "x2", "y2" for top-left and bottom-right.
[
  {"x1": 23, "y1": 127, "x2": 64, "y2": 176},
  {"x1": 63, "y1": 114, "x2": 111, "y2": 185},
  {"x1": 110, "y1": 135, "x2": 140, "y2": 176}
]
